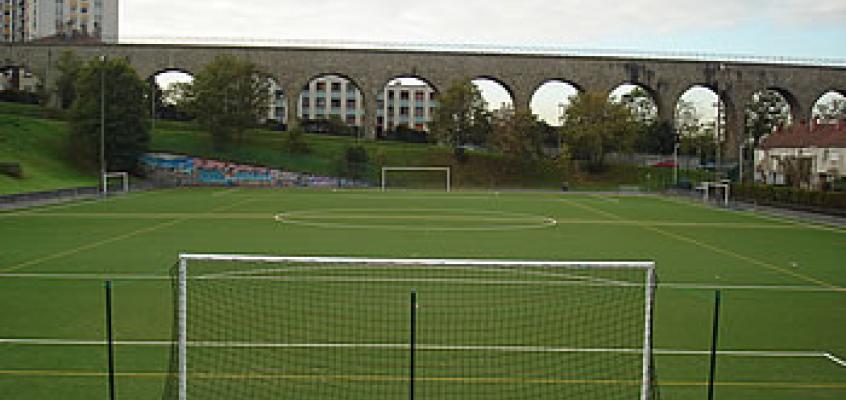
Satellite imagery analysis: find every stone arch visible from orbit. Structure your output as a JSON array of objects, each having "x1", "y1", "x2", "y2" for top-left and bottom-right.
[
  {"x1": 297, "y1": 73, "x2": 366, "y2": 134},
  {"x1": 762, "y1": 86, "x2": 801, "y2": 123},
  {"x1": 471, "y1": 75, "x2": 516, "y2": 113},
  {"x1": 608, "y1": 82, "x2": 660, "y2": 123},
  {"x1": 529, "y1": 79, "x2": 582, "y2": 127},
  {"x1": 148, "y1": 69, "x2": 196, "y2": 123},
  {"x1": 811, "y1": 89, "x2": 846, "y2": 123},
  {"x1": 376, "y1": 75, "x2": 440, "y2": 137}
]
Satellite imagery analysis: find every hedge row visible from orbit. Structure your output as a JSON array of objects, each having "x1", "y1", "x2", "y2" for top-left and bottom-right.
[{"x1": 731, "y1": 184, "x2": 846, "y2": 210}]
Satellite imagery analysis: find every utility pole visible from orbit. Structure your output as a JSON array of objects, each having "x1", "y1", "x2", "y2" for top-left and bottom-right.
[{"x1": 100, "y1": 55, "x2": 106, "y2": 196}]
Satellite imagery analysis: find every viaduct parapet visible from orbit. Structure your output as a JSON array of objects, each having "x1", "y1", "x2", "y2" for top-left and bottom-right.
[{"x1": 4, "y1": 43, "x2": 845, "y2": 160}]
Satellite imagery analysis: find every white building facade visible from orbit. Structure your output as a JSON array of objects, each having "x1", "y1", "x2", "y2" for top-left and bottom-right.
[
  {"x1": 755, "y1": 121, "x2": 846, "y2": 189},
  {"x1": 271, "y1": 76, "x2": 437, "y2": 133},
  {"x1": 1, "y1": 0, "x2": 118, "y2": 43}
]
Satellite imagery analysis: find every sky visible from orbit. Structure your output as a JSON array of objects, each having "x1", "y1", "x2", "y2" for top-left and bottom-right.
[{"x1": 129, "y1": 0, "x2": 846, "y2": 125}]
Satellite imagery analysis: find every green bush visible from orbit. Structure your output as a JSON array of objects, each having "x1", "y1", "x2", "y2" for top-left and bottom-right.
[
  {"x1": 0, "y1": 162, "x2": 23, "y2": 178},
  {"x1": 731, "y1": 183, "x2": 846, "y2": 211},
  {"x1": 283, "y1": 128, "x2": 312, "y2": 154}
]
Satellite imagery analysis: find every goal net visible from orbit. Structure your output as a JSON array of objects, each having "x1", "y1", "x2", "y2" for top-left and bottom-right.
[
  {"x1": 381, "y1": 167, "x2": 451, "y2": 192},
  {"x1": 103, "y1": 172, "x2": 129, "y2": 196},
  {"x1": 163, "y1": 254, "x2": 658, "y2": 400}
]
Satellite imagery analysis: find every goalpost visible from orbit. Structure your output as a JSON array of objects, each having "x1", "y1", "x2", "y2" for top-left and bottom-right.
[
  {"x1": 166, "y1": 254, "x2": 657, "y2": 400},
  {"x1": 102, "y1": 172, "x2": 129, "y2": 196},
  {"x1": 697, "y1": 181, "x2": 730, "y2": 207},
  {"x1": 381, "y1": 167, "x2": 451, "y2": 192}
]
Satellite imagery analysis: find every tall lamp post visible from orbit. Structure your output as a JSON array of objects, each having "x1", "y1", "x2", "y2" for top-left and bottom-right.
[{"x1": 100, "y1": 55, "x2": 106, "y2": 196}]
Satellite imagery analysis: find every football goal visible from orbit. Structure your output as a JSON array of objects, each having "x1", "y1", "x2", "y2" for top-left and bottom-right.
[
  {"x1": 696, "y1": 181, "x2": 730, "y2": 207},
  {"x1": 164, "y1": 254, "x2": 658, "y2": 400},
  {"x1": 102, "y1": 172, "x2": 129, "y2": 196},
  {"x1": 381, "y1": 167, "x2": 451, "y2": 192}
]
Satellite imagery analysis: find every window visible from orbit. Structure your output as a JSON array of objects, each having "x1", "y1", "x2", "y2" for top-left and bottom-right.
[
  {"x1": 400, "y1": 107, "x2": 409, "y2": 115},
  {"x1": 416, "y1": 107, "x2": 424, "y2": 115},
  {"x1": 415, "y1": 92, "x2": 425, "y2": 101},
  {"x1": 331, "y1": 82, "x2": 341, "y2": 92},
  {"x1": 331, "y1": 99, "x2": 341, "y2": 108},
  {"x1": 346, "y1": 100, "x2": 356, "y2": 108},
  {"x1": 316, "y1": 82, "x2": 326, "y2": 91},
  {"x1": 400, "y1": 91, "x2": 409, "y2": 100}
]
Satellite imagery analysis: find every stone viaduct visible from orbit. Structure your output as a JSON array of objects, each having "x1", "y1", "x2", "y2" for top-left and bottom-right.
[{"x1": 3, "y1": 43, "x2": 846, "y2": 160}]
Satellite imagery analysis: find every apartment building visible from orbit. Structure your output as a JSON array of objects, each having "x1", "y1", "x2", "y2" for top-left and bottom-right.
[
  {"x1": 1, "y1": 0, "x2": 118, "y2": 43},
  {"x1": 376, "y1": 81, "x2": 437, "y2": 134},
  {"x1": 265, "y1": 76, "x2": 438, "y2": 133}
]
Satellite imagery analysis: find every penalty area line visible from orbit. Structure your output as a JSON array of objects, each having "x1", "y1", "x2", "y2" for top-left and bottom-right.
[{"x1": 1, "y1": 338, "x2": 842, "y2": 367}]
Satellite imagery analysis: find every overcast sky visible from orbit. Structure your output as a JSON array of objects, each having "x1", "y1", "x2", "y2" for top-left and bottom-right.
[{"x1": 131, "y1": 0, "x2": 846, "y2": 124}]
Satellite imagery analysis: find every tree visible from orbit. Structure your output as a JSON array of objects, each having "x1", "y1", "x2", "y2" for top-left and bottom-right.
[
  {"x1": 178, "y1": 55, "x2": 271, "y2": 148},
  {"x1": 615, "y1": 87, "x2": 657, "y2": 124},
  {"x1": 54, "y1": 50, "x2": 83, "y2": 109},
  {"x1": 559, "y1": 92, "x2": 639, "y2": 169},
  {"x1": 746, "y1": 90, "x2": 790, "y2": 146},
  {"x1": 489, "y1": 110, "x2": 546, "y2": 160},
  {"x1": 635, "y1": 121, "x2": 676, "y2": 155},
  {"x1": 68, "y1": 57, "x2": 150, "y2": 173},
  {"x1": 429, "y1": 80, "x2": 491, "y2": 155},
  {"x1": 813, "y1": 96, "x2": 846, "y2": 123},
  {"x1": 335, "y1": 145, "x2": 369, "y2": 181}
]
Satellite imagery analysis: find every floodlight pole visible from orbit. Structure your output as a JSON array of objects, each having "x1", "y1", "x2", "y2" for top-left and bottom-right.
[{"x1": 100, "y1": 55, "x2": 106, "y2": 197}]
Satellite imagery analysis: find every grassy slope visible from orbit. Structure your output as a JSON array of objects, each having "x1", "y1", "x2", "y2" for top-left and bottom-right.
[
  {"x1": 0, "y1": 109, "x2": 96, "y2": 195},
  {"x1": 0, "y1": 101, "x2": 703, "y2": 194}
]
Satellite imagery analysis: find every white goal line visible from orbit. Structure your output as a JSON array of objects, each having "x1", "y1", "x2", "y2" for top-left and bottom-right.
[
  {"x1": 0, "y1": 273, "x2": 843, "y2": 292},
  {"x1": 1, "y1": 338, "x2": 842, "y2": 366},
  {"x1": 178, "y1": 254, "x2": 655, "y2": 270}
]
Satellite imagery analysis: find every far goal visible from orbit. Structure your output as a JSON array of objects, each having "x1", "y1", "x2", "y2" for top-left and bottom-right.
[
  {"x1": 164, "y1": 254, "x2": 658, "y2": 400},
  {"x1": 102, "y1": 172, "x2": 129, "y2": 196},
  {"x1": 381, "y1": 166, "x2": 451, "y2": 192}
]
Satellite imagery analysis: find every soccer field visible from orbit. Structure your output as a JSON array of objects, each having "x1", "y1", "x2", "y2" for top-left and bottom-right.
[{"x1": 0, "y1": 187, "x2": 844, "y2": 399}]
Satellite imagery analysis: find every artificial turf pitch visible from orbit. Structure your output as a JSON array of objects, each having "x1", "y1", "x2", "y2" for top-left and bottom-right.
[{"x1": 0, "y1": 187, "x2": 844, "y2": 399}]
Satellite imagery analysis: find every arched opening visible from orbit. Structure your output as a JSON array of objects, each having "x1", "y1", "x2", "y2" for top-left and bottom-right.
[
  {"x1": 377, "y1": 76, "x2": 437, "y2": 141},
  {"x1": 675, "y1": 86, "x2": 724, "y2": 169},
  {"x1": 609, "y1": 83, "x2": 658, "y2": 124},
  {"x1": 149, "y1": 70, "x2": 195, "y2": 123},
  {"x1": 1, "y1": 65, "x2": 41, "y2": 105},
  {"x1": 530, "y1": 80, "x2": 580, "y2": 127},
  {"x1": 745, "y1": 89, "x2": 793, "y2": 144},
  {"x1": 472, "y1": 77, "x2": 514, "y2": 117},
  {"x1": 298, "y1": 74, "x2": 362, "y2": 136},
  {"x1": 812, "y1": 91, "x2": 846, "y2": 124}
]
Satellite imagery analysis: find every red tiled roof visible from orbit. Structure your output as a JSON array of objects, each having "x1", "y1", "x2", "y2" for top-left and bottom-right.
[{"x1": 759, "y1": 121, "x2": 846, "y2": 149}]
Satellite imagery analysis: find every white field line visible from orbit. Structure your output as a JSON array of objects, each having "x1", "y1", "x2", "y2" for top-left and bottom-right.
[
  {"x1": 0, "y1": 337, "x2": 826, "y2": 355},
  {"x1": 825, "y1": 353, "x2": 846, "y2": 367},
  {"x1": 0, "y1": 338, "x2": 840, "y2": 366},
  {"x1": 0, "y1": 272, "x2": 844, "y2": 293}
]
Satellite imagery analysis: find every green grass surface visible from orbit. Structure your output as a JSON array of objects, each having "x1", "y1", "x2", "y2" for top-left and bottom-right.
[
  {"x1": 0, "y1": 188, "x2": 844, "y2": 399},
  {"x1": 0, "y1": 111, "x2": 96, "y2": 194}
]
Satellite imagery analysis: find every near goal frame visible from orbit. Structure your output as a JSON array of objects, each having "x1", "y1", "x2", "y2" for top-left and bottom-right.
[
  {"x1": 173, "y1": 253, "x2": 656, "y2": 400},
  {"x1": 381, "y1": 166, "x2": 451, "y2": 192}
]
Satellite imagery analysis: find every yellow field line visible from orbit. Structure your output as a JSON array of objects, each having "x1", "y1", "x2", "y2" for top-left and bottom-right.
[
  {"x1": 0, "y1": 369, "x2": 843, "y2": 389},
  {"x1": 652, "y1": 195, "x2": 846, "y2": 234},
  {"x1": 561, "y1": 198, "x2": 842, "y2": 290},
  {"x1": 0, "y1": 219, "x2": 184, "y2": 273},
  {"x1": 0, "y1": 197, "x2": 257, "y2": 273}
]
